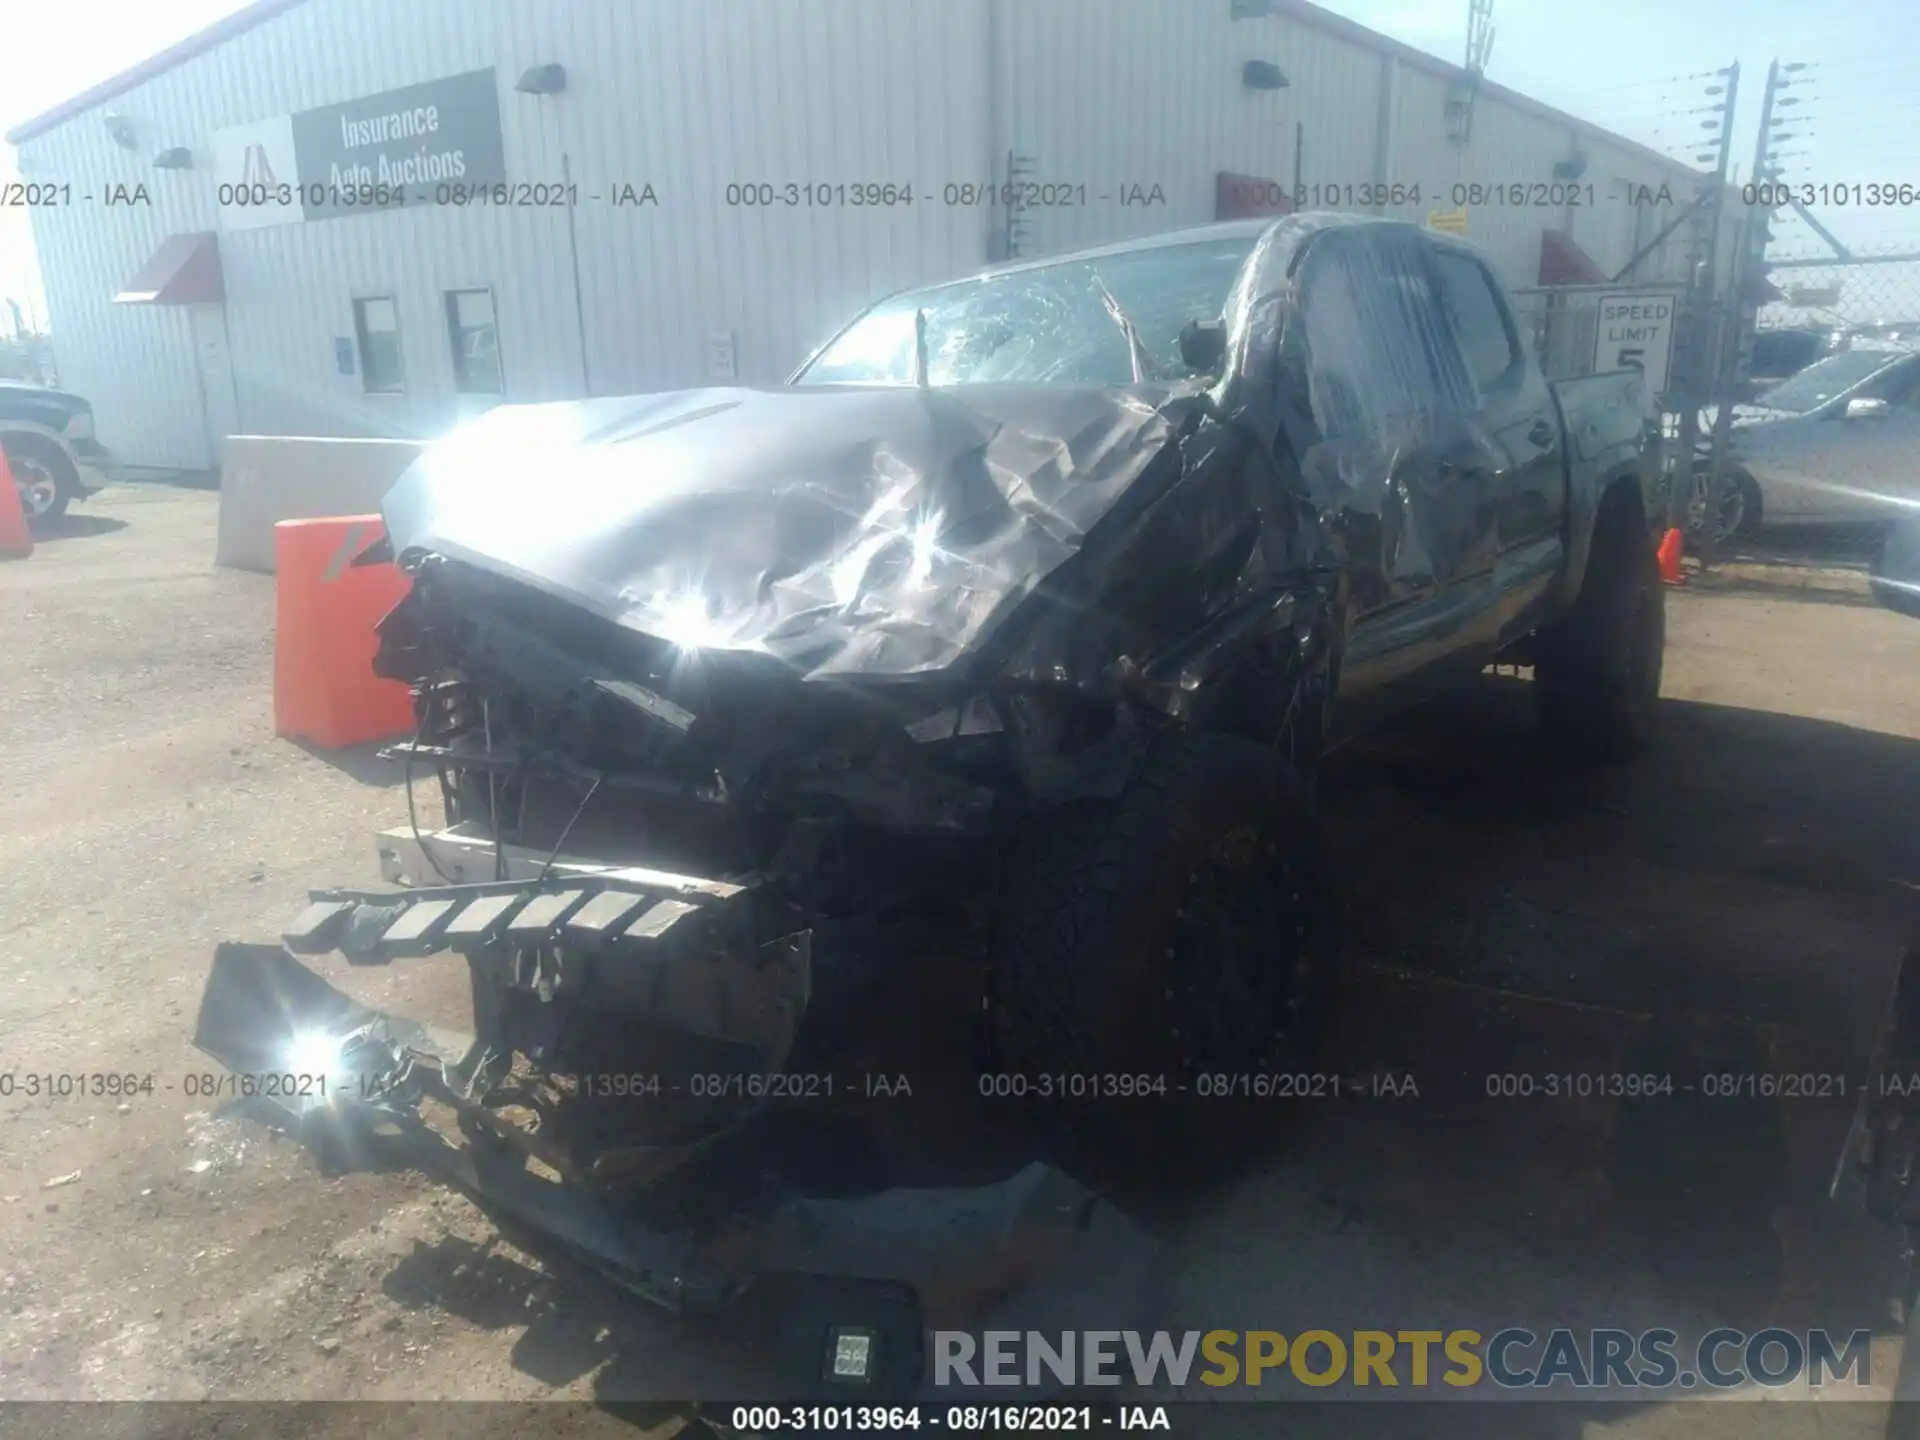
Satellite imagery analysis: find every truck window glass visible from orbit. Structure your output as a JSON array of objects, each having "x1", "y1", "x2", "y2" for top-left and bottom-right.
[
  {"x1": 1432, "y1": 251, "x2": 1520, "y2": 394},
  {"x1": 796, "y1": 238, "x2": 1256, "y2": 386},
  {"x1": 1298, "y1": 234, "x2": 1461, "y2": 441}
]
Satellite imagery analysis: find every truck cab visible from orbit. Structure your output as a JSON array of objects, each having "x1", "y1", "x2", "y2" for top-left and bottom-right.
[{"x1": 1256, "y1": 217, "x2": 1653, "y2": 738}]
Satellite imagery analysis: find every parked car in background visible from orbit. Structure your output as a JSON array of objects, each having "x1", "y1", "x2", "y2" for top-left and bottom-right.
[
  {"x1": 1, "y1": 380, "x2": 111, "y2": 527},
  {"x1": 1694, "y1": 341, "x2": 1920, "y2": 542}
]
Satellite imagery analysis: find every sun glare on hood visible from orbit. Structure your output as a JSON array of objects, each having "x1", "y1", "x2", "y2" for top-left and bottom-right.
[{"x1": 647, "y1": 589, "x2": 735, "y2": 653}]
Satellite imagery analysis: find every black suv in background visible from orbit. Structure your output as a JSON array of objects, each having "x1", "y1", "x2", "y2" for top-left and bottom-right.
[{"x1": 1744, "y1": 326, "x2": 1837, "y2": 398}]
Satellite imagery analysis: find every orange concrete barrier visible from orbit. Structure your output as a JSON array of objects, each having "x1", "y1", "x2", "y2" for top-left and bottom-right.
[
  {"x1": 0, "y1": 449, "x2": 35, "y2": 559},
  {"x1": 1656, "y1": 527, "x2": 1685, "y2": 585},
  {"x1": 273, "y1": 515, "x2": 415, "y2": 749}
]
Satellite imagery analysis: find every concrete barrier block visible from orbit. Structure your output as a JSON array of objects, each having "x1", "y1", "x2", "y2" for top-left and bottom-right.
[{"x1": 215, "y1": 435, "x2": 427, "y2": 573}]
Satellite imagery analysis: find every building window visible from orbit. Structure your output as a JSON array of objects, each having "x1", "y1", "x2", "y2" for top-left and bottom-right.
[
  {"x1": 352, "y1": 296, "x2": 404, "y2": 393},
  {"x1": 445, "y1": 288, "x2": 503, "y2": 395}
]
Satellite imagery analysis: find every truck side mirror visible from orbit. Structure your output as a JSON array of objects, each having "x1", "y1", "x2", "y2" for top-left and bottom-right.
[
  {"x1": 1179, "y1": 319, "x2": 1227, "y2": 376},
  {"x1": 1847, "y1": 397, "x2": 1892, "y2": 420},
  {"x1": 1871, "y1": 516, "x2": 1920, "y2": 619}
]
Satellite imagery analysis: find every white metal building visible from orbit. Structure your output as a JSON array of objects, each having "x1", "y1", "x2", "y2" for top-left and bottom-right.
[{"x1": 9, "y1": 0, "x2": 1708, "y2": 471}]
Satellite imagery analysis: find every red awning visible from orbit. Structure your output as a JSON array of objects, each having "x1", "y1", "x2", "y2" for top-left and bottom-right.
[
  {"x1": 1538, "y1": 229, "x2": 1609, "y2": 286},
  {"x1": 114, "y1": 231, "x2": 223, "y2": 304}
]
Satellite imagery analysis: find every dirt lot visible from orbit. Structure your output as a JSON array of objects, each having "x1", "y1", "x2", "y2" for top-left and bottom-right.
[{"x1": 4, "y1": 485, "x2": 1920, "y2": 1438}]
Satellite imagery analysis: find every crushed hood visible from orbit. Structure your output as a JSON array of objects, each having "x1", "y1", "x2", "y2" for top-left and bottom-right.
[{"x1": 382, "y1": 385, "x2": 1182, "y2": 681}]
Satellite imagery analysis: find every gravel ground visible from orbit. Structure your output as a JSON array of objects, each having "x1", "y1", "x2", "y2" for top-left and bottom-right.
[{"x1": 4, "y1": 485, "x2": 1920, "y2": 1439}]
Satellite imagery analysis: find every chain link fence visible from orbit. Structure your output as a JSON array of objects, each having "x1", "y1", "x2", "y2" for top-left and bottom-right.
[{"x1": 1509, "y1": 250, "x2": 1920, "y2": 575}]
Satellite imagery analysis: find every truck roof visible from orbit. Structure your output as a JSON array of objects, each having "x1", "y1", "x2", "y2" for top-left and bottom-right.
[{"x1": 947, "y1": 210, "x2": 1420, "y2": 285}]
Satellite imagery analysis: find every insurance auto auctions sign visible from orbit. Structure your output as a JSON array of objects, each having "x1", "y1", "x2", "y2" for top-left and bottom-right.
[
  {"x1": 1593, "y1": 289, "x2": 1678, "y2": 400},
  {"x1": 212, "y1": 69, "x2": 505, "y2": 230}
]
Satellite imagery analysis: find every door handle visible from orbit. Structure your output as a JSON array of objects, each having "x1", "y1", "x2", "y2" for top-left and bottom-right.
[{"x1": 1527, "y1": 418, "x2": 1555, "y2": 448}]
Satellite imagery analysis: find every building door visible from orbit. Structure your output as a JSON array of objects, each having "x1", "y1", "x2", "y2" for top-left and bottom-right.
[{"x1": 188, "y1": 304, "x2": 241, "y2": 467}]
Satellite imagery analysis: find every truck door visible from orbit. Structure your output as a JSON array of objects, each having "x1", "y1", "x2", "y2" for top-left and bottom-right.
[
  {"x1": 1293, "y1": 226, "x2": 1504, "y2": 732},
  {"x1": 1428, "y1": 245, "x2": 1567, "y2": 639}
]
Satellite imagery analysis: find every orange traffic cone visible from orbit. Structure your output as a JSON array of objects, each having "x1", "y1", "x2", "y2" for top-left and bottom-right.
[
  {"x1": 0, "y1": 449, "x2": 35, "y2": 560},
  {"x1": 273, "y1": 515, "x2": 416, "y2": 748},
  {"x1": 1656, "y1": 527, "x2": 1684, "y2": 585}
]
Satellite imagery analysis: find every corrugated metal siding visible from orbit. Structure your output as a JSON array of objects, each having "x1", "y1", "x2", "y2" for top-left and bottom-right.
[
  {"x1": 19, "y1": 129, "x2": 209, "y2": 469},
  {"x1": 1385, "y1": 66, "x2": 1696, "y2": 288},
  {"x1": 18, "y1": 0, "x2": 1712, "y2": 469},
  {"x1": 1391, "y1": 67, "x2": 1572, "y2": 282},
  {"x1": 1000, "y1": 0, "x2": 1384, "y2": 260},
  {"x1": 19, "y1": 0, "x2": 991, "y2": 465},
  {"x1": 562, "y1": 0, "x2": 990, "y2": 395}
]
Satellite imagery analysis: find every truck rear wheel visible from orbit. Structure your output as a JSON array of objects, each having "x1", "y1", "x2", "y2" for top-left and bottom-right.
[
  {"x1": 1536, "y1": 497, "x2": 1665, "y2": 763},
  {"x1": 986, "y1": 734, "x2": 1334, "y2": 1109}
]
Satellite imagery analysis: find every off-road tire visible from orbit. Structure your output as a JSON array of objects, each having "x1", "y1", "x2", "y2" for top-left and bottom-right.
[
  {"x1": 987, "y1": 733, "x2": 1335, "y2": 1102},
  {"x1": 1535, "y1": 497, "x2": 1665, "y2": 763}
]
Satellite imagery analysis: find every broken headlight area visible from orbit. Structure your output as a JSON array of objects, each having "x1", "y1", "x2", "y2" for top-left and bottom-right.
[
  {"x1": 370, "y1": 554, "x2": 1167, "y2": 860},
  {"x1": 198, "y1": 550, "x2": 1148, "y2": 1200}
]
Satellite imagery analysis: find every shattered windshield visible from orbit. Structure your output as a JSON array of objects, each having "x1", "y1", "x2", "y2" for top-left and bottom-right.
[
  {"x1": 1752, "y1": 349, "x2": 1911, "y2": 413},
  {"x1": 794, "y1": 236, "x2": 1257, "y2": 386}
]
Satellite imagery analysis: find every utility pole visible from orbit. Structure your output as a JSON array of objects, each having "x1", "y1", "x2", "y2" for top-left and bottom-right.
[
  {"x1": 1697, "y1": 59, "x2": 1787, "y2": 562},
  {"x1": 1669, "y1": 61, "x2": 1739, "y2": 536},
  {"x1": 1446, "y1": 0, "x2": 1495, "y2": 143}
]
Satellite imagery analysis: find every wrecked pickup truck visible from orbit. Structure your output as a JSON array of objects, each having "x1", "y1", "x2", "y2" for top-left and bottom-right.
[{"x1": 195, "y1": 213, "x2": 1661, "y2": 1388}]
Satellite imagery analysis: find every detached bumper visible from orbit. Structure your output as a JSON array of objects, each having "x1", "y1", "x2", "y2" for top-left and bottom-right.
[
  {"x1": 194, "y1": 939, "x2": 734, "y2": 1311},
  {"x1": 194, "y1": 853, "x2": 1161, "y2": 1395}
]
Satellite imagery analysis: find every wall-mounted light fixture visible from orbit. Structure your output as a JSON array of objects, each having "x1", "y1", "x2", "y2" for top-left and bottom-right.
[
  {"x1": 515, "y1": 63, "x2": 567, "y2": 95},
  {"x1": 102, "y1": 111, "x2": 138, "y2": 150},
  {"x1": 515, "y1": 59, "x2": 588, "y2": 394},
  {"x1": 1552, "y1": 154, "x2": 1588, "y2": 180},
  {"x1": 152, "y1": 147, "x2": 193, "y2": 170},
  {"x1": 1242, "y1": 60, "x2": 1290, "y2": 91}
]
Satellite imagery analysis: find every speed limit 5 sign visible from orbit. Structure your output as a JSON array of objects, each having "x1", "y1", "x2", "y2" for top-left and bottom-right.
[{"x1": 1593, "y1": 290, "x2": 1678, "y2": 400}]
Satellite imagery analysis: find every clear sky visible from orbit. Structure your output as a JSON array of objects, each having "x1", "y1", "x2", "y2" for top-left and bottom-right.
[
  {"x1": 1330, "y1": 0, "x2": 1919, "y2": 257},
  {"x1": 3, "y1": 0, "x2": 1916, "y2": 333}
]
